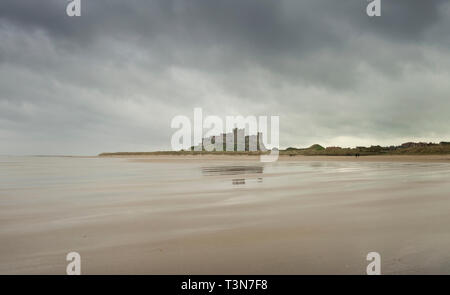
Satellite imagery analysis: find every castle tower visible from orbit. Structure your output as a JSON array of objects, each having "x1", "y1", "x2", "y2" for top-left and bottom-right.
[
  {"x1": 257, "y1": 132, "x2": 261, "y2": 151},
  {"x1": 233, "y1": 128, "x2": 237, "y2": 152}
]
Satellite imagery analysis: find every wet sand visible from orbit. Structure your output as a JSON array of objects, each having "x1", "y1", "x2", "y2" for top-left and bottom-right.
[{"x1": 1, "y1": 155, "x2": 450, "y2": 274}]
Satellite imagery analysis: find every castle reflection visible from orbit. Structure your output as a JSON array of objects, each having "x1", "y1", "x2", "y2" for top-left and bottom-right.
[{"x1": 201, "y1": 165, "x2": 264, "y2": 185}]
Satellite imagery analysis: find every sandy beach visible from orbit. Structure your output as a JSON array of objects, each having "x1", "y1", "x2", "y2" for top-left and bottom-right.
[{"x1": 1, "y1": 155, "x2": 450, "y2": 274}]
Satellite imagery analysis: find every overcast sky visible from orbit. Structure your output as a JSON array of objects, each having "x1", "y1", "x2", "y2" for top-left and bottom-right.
[{"x1": 1, "y1": 0, "x2": 449, "y2": 155}]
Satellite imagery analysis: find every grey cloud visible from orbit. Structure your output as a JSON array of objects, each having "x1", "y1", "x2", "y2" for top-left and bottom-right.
[{"x1": 0, "y1": 0, "x2": 449, "y2": 154}]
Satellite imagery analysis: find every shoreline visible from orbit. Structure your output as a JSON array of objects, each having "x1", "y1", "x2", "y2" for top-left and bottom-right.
[
  {"x1": 97, "y1": 154, "x2": 450, "y2": 163},
  {"x1": 6, "y1": 154, "x2": 450, "y2": 163}
]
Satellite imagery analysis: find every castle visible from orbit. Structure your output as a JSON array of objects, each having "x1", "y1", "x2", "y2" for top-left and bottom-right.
[{"x1": 191, "y1": 128, "x2": 266, "y2": 152}]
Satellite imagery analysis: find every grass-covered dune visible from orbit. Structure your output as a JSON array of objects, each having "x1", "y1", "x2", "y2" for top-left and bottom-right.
[
  {"x1": 99, "y1": 142, "x2": 450, "y2": 157},
  {"x1": 283, "y1": 142, "x2": 450, "y2": 156}
]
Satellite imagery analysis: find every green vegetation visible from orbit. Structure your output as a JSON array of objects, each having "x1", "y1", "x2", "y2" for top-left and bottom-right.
[
  {"x1": 281, "y1": 142, "x2": 450, "y2": 156},
  {"x1": 99, "y1": 142, "x2": 450, "y2": 157}
]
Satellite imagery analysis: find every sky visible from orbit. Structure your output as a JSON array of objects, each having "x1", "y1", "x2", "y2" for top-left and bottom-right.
[{"x1": 1, "y1": 0, "x2": 449, "y2": 155}]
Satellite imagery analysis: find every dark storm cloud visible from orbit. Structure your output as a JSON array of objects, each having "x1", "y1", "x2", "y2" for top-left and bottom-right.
[
  {"x1": 1, "y1": 1, "x2": 446, "y2": 41},
  {"x1": 0, "y1": 0, "x2": 445, "y2": 78},
  {"x1": 0, "y1": 0, "x2": 449, "y2": 154}
]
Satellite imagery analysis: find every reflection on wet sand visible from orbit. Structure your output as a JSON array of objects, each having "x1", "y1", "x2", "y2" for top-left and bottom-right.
[
  {"x1": 201, "y1": 165, "x2": 264, "y2": 175},
  {"x1": 3, "y1": 156, "x2": 450, "y2": 274},
  {"x1": 232, "y1": 179, "x2": 245, "y2": 185},
  {"x1": 202, "y1": 165, "x2": 264, "y2": 185}
]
